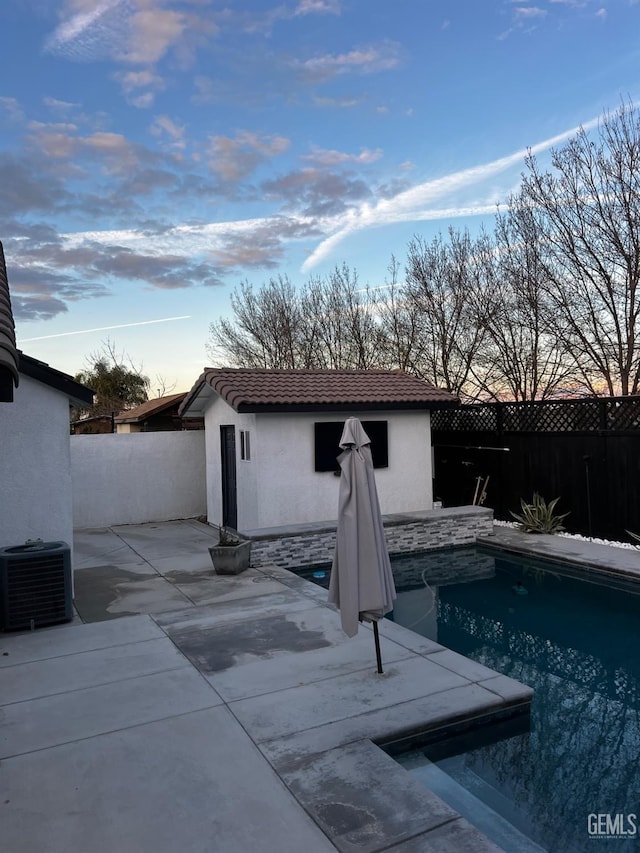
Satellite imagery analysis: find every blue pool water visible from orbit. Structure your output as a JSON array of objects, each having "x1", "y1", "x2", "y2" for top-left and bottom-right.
[{"x1": 299, "y1": 547, "x2": 640, "y2": 852}]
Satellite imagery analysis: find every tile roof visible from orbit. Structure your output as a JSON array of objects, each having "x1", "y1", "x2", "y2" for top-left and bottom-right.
[
  {"x1": 0, "y1": 241, "x2": 20, "y2": 396},
  {"x1": 114, "y1": 392, "x2": 187, "y2": 423},
  {"x1": 180, "y1": 367, "x2": 458, "y2": 414}
]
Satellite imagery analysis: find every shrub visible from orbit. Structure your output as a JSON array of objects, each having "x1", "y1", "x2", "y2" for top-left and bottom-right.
[{"x1": 510, "y1": 493, "x2": 569, "y2": 534}]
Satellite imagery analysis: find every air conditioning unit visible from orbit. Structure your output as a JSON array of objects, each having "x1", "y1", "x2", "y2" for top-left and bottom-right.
[{"x1": 0, "y1": 541, "x2": 73, "y2": 631}]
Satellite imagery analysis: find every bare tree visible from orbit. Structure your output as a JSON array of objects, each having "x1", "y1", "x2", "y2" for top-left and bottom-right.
[
  {"x1": 208, "y1": 266, "x2": 384, "y2": 370},
  {"x1": 475, "y1": 199, "x2": 575, "y2": 401},
  {"x1": 303, "y1": 265, "x2": 382, "y2": 369},
  {"x1": 521, "y1": 101, "x2": 640, "y2": 395},
  {"x1": 376, "y1": 256, "x2": 426, "y2": 373},
  {"x1": 404, "y1": 228, "x2": 492, "y2": 398},
  {"x1": 207, "y1": 276, "x2": 306, "y2": 368}
]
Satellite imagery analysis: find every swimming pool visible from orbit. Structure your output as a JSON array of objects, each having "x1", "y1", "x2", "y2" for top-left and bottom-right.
[{"x1": 299, "y1": 547, "x2": 640, "y2": 853}]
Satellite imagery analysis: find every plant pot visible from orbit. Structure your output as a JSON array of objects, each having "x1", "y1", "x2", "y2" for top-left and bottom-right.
[{"x1": 208, "y1": 540, "x2": 252, "y2": 575}]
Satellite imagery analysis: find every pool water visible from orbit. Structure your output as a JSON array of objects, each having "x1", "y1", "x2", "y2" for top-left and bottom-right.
[{"x1": 299, "y1": 547, "x2": 640, "y2": 853}]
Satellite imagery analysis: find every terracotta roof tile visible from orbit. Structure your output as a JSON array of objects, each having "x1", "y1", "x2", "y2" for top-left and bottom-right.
[
  {"x1": 0, "y1": 241, "x2": 20, "y2": 392},
  {"x1": 181, "y1": 368, "x2": 458, "y2": 414}
]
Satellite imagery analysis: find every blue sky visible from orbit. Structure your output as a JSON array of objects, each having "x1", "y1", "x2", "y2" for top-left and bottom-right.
[{"x1": 2, "y1": 0, "x2": 639, "y2": 393}]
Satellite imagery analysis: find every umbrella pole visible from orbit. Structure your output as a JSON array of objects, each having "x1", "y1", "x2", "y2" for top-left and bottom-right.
[{"x1": 373, "y1": 620, "x2": 383, "y2": 674}]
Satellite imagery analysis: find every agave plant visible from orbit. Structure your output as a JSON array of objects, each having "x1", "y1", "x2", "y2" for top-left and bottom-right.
[
  {"x1": 510, "y1": 493, "x2": 569, "y2": 534},
  {"x1": 626, "y1": 530, "x2": 640, "y2": 550}
]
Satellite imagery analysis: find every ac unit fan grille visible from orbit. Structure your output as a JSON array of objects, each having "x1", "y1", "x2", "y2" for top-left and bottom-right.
[{"x1": 2, "y1": 550, "x2": 72, "y2": 630}]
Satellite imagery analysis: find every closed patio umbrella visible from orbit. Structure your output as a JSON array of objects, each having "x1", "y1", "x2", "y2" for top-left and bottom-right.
[{"x1": 328, "y1": 417, "x2": 397, "y2": 673}]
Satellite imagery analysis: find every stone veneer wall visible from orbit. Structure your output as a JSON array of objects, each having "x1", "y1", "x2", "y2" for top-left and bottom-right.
[{"x1": 247, "y1": 506, "x2": 493, "y2": 570}]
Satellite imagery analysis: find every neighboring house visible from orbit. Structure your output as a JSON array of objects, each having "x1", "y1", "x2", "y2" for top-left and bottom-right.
[
  {"x1": 0, "y1": 242, "x2": 93, "y2": 550},
  {"x1": 71, "y1": 414, "x2": 114, "y2": 435},
  {"x1": 179, "y1": 367, "x2": 458, "y2": 531},
  {"x1": 114, "y1": 392, "x2": 203, "y2": 433}
]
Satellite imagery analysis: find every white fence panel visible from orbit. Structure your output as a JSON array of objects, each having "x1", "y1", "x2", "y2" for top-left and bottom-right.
[{"x1": 71, "y1": 432, "x2": 206, "y2": 528}]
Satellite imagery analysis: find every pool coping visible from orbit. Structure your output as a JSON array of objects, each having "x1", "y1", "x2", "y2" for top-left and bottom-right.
[{"x1": 479, "y1": 525, "x2": 640, "y2": 589}]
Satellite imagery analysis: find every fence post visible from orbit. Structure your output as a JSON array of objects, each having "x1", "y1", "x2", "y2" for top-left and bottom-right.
[{"x1": 599, "y1": 398, "x2": 607, "y2": 432}]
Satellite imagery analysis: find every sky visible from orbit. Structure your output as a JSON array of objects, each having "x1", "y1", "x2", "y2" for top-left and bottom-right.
[{"x1": 1, "y1": 0, "x2": 639, "y2": 395}]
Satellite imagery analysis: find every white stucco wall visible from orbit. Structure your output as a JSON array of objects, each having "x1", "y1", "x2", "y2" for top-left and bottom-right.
[
  {"x1": 0, "y1": 375, "x2": 74, "y2": 550},
  {"x1": 250, "y1": 410, "x2": 433, "y2": 528},
  {"x1": 202, "y1": 401, "x2": 433, "y2": 530},
  {"x1": 71, "y1": 431, "x2": 206, "y2": 528}
]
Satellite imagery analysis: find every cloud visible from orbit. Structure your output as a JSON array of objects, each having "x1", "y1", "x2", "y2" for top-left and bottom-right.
[
  {"x1": 26, "y1": 124, "x2": 163, "y2": 179},
  {"x1": 294, "y1": 40, "x2": 403, "y2": 82},
  {"x1": 11, "y1": 295, "x2": 70, "y2": 322},
  {"x1": 45, "y1": 0, "x2": 131, "y2": 60},
  {"x1": 45, "y1": 0, "x2": 217, "y2": 69},
  {"x1": 6, "y1": 254, "x2": 110, "y2": 321},
  {"x1": 513, "y1": 6, "x2": 547, "y2": 20},
  {"x1": 302, "y1": 146, "x2": 382, "y2": 166},
  {"x1": 207, "y1": 131, "x2": 290, "y2": 182},
  {"x1": 119, "y1": 8, "x2": 186, "y2": 64},
  {"x1": 0, "y1": 96, "x2": 25, "y2": 123},
  {"x1": 313, "y1": 95, "x2": 363, "y2": 108},
  {"x1": 262, "y1": 169, "x2": 371, "y2": 217},
  {"x1": 4, "y1": 226, "x2": 225, "y2": 322},
  {"x1": 0, "y1": 153, "x2": 68, "y2": 213},
  {"x1": 42, "y1": 96, "x2": 80, "y2": 113},
  {"x1": 60, "y1": 215, "x2": 322, "y2": 281},
  {"x1": 150, "y1": 114, "x2": 186, "y2": 151},
  {"x1": 114, "y1": 68, "x2": 166, "y2": 107},
  {"x1": 92, "y1": 249, "x2": 222, "y2": 288},
  {"x1": 294, "y1": 0, "x2": 341, "y2": 14},
  {"x1": 301, "y1": 113, "x2": 603, "y2": 271},
  {"x1": 224, "y1": 0, "x2": 340, "y2": 36}
]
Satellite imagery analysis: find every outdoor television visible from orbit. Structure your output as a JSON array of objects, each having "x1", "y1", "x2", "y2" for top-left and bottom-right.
[{"x1": 314, "y1": 421, "x2": 388, "y2": 472}]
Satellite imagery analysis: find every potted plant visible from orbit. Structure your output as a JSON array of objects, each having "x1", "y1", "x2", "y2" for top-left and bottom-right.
[{"x1": 208, "y1": 525, "x2": 252, "y2": 575}]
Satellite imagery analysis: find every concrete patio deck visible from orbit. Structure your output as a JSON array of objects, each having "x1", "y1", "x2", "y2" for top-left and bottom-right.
[{"x1": 1, "y1": 519, "x2": 534, "y2": 853}]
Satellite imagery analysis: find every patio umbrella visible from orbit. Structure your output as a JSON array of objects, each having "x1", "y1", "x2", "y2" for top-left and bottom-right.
[{"x1": 328, "y1": 417, "x2": 397, "y2": 673}]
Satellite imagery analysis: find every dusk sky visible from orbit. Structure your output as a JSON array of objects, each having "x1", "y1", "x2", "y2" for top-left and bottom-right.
[{"x1": 2, "y1": 0, "x2": 638, "y2": 393}]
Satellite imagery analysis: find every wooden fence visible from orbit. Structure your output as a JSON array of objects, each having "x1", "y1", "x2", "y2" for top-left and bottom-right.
[{"x1": 431, "y1": 396, "x2": 640, "y2": 542}]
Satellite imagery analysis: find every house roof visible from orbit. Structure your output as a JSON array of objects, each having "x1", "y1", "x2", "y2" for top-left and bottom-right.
[
  {"x1": 19, "y1": 353, "x2": 94, "y2": 407},
  {"x1": 0, "y1": 241, "x2": 20, "y2": 399},
  {"x1": 180, "y1": 368, "x2": 459, "y2": 415},
  {"x1": 114, "y1": 392, "x2": 187, "y2": 424}
]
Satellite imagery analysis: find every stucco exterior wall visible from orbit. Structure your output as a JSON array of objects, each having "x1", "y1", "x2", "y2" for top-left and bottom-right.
[
  {"x1": 0, "y1": 375, "x2": 74, "y2": 550},
  {"x1": 202, "y1": 402, "x2": 433, "y2": 530},
  {"x1": 252, "y1": 410, "x2": 432, "y2": 528},
  {"x1": 71, "y1": 431, "x2": 206, "y2": 528}
]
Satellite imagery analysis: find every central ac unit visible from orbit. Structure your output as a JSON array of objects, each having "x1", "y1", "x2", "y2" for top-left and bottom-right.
[{"x1": 0, "y1": 541, "x2": 73, "y2": 631}]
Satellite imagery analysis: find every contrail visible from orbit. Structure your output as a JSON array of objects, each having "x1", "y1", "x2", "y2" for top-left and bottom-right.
[
  {"x1": 301, "y1": 114, "x2": 602, "y2": 272},
  {"x1": 19, "y1": 316, "x2": 191, "y2": 343}
]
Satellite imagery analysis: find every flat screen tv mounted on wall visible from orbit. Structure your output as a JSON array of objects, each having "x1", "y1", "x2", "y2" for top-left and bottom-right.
[{"x1": 314, "y1": 421, "x2": 388, "y2": 472}]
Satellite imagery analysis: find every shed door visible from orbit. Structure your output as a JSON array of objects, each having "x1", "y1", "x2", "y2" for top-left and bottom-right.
[{"x1": 220, "y1": 425, "x2": 238, "y2": 529}]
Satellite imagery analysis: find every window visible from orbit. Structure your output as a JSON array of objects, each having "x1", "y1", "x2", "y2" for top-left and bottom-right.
[
  {"x1": 314, "y1": 421, "x2": 388, "y2": 472},
  {"x1": 240, "y1": 430, "x2": 251, "y2": 461}
]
